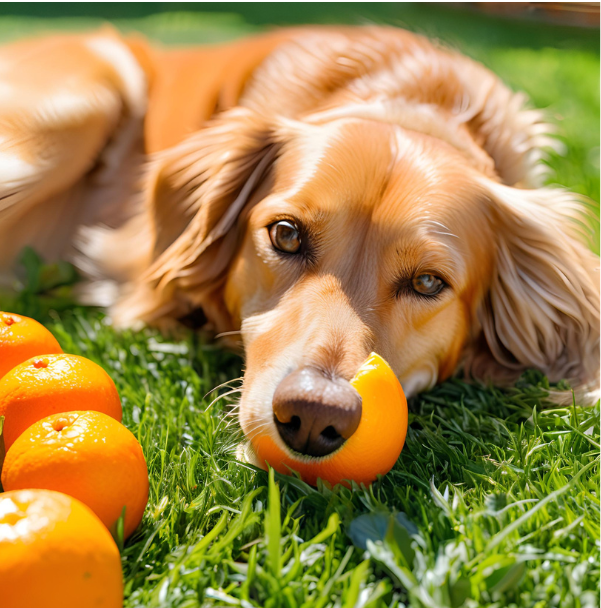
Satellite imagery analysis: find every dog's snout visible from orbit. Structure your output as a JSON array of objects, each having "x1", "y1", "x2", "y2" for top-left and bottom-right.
[{"x1": 272, "y1": 367, "x2": 362, "y2": 457}]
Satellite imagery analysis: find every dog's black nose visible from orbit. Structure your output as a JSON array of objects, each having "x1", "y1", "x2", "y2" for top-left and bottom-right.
[{"x1": 272, "y1": 367, "x2": 362, "y2": 457}]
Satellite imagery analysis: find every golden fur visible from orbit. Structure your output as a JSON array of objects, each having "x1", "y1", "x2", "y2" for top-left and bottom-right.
[{"x1": 0, "y1": 26, "x2": 598, "y2": 446}]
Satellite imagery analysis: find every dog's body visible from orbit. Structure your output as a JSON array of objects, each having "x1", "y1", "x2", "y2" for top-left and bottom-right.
[{"x1": 0, "y1": 26, "x2": 598, "y2": 457}]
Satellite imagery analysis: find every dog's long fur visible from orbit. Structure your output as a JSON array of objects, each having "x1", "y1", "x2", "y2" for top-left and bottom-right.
[{"x1": 0, "y1": 26, "x2": 598, "y2": 445}]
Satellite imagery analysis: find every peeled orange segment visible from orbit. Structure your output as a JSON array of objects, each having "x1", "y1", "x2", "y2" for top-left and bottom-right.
[
  {"x1": 0, "y1": 353, "x2": 122, "y2": 450},
  {"x1": 251, "y1": 352, "x2": 408, "y2": 487},
  {"x1": 0, "y1": 489, "x2": 123, "y2": 608},
  {"x1": 2, "y1": 410, "x2": 149, "y2": 539},
  {"x1": 0, "y1": 311, "x2": 62, "y2": 379}
]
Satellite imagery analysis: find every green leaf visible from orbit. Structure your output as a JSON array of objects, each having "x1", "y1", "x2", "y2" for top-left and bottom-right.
[
  {"x1": 348, "y1": 512, "x2": 389, "y2": 550},
  {"x1": 385, "y1": 515, "x2": 415, "y2": 569},
  {"x1": 394, "y1": 512, "x2": 419, "y2": 536},
  {"x1": 348, "y1": 511, "x2": 418, "y2": 551},
  {"x1": 489, "y1": 561, "x2": 527, "y2": 593},
  {"x1": 449, "y1": 578, "x2": 471, "y2": 608}
]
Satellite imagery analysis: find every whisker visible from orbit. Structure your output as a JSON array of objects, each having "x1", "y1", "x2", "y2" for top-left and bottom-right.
[
  {"x1": 219, "y1": 417, "x2": 243, "y2": 432},
  {"x1": 203, "y1": 376, "x2": 244, "y2": 399},
  {"x1": 222, "y1": 404, "x2": 241, "y2": 415},
  {"x1": 215, "y1": 330, "x2": 243, "y2": 339},
  {"x1": 204, "y1": 388, "x2": 243, "y2": 412},
  {"x1": 244, "y1": 420, "x2": 275, "y2": 442}
]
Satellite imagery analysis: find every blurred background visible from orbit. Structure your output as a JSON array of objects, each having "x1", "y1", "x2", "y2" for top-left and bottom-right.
[{"x1": 1, "y1": 2, "x2": 599, "y2": 249}]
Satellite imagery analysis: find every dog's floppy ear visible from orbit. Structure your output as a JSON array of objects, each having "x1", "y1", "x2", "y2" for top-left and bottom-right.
[
  {"x1": 80, "y1": 108, "x2": 276, "y2": 329},
  {"x1": 467, "y1": 182, "x2": 599, "y2": 399}
]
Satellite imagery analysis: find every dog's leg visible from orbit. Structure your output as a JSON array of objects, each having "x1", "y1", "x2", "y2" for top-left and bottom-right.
[{"x1": 0, "y1": 30, "x2": 148, "y2": 281}]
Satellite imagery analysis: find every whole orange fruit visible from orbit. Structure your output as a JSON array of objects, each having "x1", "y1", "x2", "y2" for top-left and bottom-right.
[
  {"x1": 0, "y1": 353, "x2": 122, "y2": 449},
  {"x1": 0, "y1": 311, "x2": 62, "y2": 379},
  {"x1": 251, "y1": 353, "x2": 408, "y2": 487},
  {"x1": 2, "y1": 410, "x2": 149, "y2": 539},
  {"x1": 0, "y1": 488, "x2": 123, "y2": 608}
]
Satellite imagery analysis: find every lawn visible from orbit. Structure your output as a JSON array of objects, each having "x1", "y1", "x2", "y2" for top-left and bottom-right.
[{"x1": 0, "y1": 4, "x2": 599, "y2": 608}]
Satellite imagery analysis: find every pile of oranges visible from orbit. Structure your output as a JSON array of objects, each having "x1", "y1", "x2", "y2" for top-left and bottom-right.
[{"x1": 0, "y1": 311, "x2": 149, "y2": 608}]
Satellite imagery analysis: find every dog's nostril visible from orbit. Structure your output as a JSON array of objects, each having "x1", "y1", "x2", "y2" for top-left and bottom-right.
[
  {"x1": 289, "y1": 416, "x2": 301, "y2": 431},
  {"x1": 320, "y1": 425, "x2": 341, "y2": 441},
  {"x1": 277, "y1": 415, "x2": 301, "y2": 432}
]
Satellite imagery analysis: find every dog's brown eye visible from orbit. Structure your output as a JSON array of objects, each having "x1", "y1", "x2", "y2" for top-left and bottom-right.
[
  {"x1": 412, "y1": 274, "x2": 444, "y2": 296},
  {"x1": 269, "y1": 220, "x2": 301, "y2": 254}
]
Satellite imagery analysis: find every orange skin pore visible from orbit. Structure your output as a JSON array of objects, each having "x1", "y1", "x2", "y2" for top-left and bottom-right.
[
  {"x1": 0, "y1": 489, "x2": 123, "y2": 608},
  {"x1": 251, "y1": 353, "x2": 408, "y2": 487},
  {"x1": 0, "y1": 312, "x2": 62, "y2": 379},
  {"x1": 0, "y1": 353, "x2": 122, "y2": 450},
  {"x1": 2, "y1": 410, "x2": 149, "y2": 539}
]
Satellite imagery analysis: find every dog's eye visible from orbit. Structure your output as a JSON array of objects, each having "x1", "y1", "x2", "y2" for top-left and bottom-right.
[
  {"x1": 412, "y1": 274, "x2": 445, "y2": 296},
  {"x1": 269, "y1": 220, "x2": 301, "y2": 254}
]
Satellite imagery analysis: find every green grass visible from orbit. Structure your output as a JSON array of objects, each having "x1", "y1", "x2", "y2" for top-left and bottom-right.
[
  {"x1": 2, "y1": 301, "x2": 598, "y2": 608},
  {"x1": 0, "y1": 5, "x2": 599, "y2": 608}
]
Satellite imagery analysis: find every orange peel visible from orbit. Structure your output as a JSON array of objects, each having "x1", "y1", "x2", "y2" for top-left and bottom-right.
[
  {"x1": 251, "y1": 352, "x2": 408, "y2": 486},
  {"x1": 0, "y1": 489, "x2": 123, "y2": 608},
  {"x1": 2, "y1": 410, "x2": 149, "y2": 539},
  {"x1": 0, "y1": 311, "x2": 62, "y2": 379},
  {"x1": 0, "y1": 353, "x2": 122, "y2": 450}
]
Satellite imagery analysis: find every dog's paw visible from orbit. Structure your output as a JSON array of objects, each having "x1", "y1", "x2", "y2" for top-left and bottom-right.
[{"x1": 235, "y1": 440, "x2": 262, "y2": 467}]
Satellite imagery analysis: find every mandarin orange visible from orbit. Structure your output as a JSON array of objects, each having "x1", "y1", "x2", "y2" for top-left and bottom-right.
[
  {"x1": 251, "y1": 353, "x2": 408, "y2": 486},
  {"x1": 0, "y1": 488, "x2": 123, "y2": 608},
  {"x1": 0, "y1": 311, "x2": 62, "y2": 379},
  {"x1": 2, "y1": 410, "x2": 149, "y2": 539},
  {"x1": 0, "y1": 353, "x2": 122, "y2": 449}
]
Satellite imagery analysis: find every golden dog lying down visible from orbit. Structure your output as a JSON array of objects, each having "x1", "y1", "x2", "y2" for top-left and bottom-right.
[{"x1": 0, "y1": 26, "x2": 598, "y2": 457}]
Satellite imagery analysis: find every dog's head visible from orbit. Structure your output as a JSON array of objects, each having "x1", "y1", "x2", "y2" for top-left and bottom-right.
[{"x1": 98, "y1": 28, "x2": 599, "y2": 457}]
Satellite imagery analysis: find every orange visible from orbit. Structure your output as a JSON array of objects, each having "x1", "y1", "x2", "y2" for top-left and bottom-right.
[
  {"x1": 0, "y1": 311, "x2": 62, "y2": 379},
  {"x1": 251, "y1": 352, "x2": 408, "y2": 487},
  {"x1": 0, "y1": 353, "x2": 122, "y2": 450},
  {"x1": 0, "y1": 488, "x2": 123, "y2": 608},
  {"x1": 2, "y1": 410, "x2": 149, "y2": 539}
]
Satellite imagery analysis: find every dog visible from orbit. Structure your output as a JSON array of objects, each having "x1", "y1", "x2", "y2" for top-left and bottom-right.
[{"x1": 0, "y1": 25, "x2": 598, "y2": 459}]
